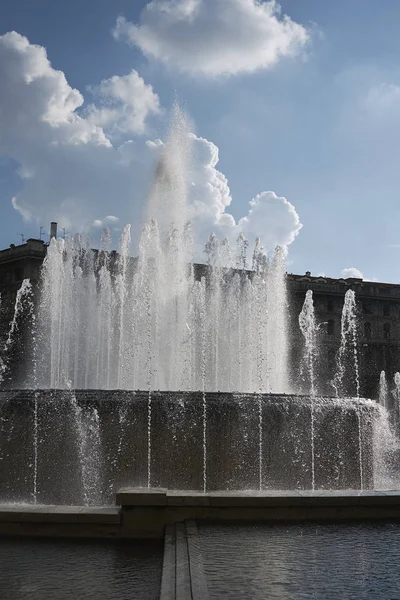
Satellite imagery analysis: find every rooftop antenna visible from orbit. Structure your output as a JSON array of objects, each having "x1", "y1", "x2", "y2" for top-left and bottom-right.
[
  {"x1": 62, "y1": 228, "x2": 67, "y2": 240},
  {"x1": 39, "y1": 226, "x2": 45, "y2": 240},
  {"x1": 18, "y1": 233, "x2": 25, "y2": 245}
]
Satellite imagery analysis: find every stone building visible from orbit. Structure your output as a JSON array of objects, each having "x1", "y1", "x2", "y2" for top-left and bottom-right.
[
  {"x1": 0, "y1": 238, "x2": 46, "y2": 300},
  {"x1": 0, "y1": 237, "x2": 47, "y2": 384},
  {"x1": 0, "y1": 228, "x2": 399, "y2": 397},
  {"x1": 287, "y1": 272, "x2": 400, "y2": 398}
]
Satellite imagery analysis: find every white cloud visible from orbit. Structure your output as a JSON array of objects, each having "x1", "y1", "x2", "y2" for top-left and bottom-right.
[
  {"x1": 365, "y1": 83, "x2": 400, "y2": 113},
  {"x1": 186, "y1": 133, "x2": 302, "y2": 251},
  {"x1": 0, "y1": 31, "x2": 109, "y2": 149},
  {"x1": 0, "y1": 31, "x2": 155, "y2": 233},
  {"x1": 11, "y1": 196, "x2": 31, "y2": 221},
  {"x1": 341, "y1": 268, "x2": 363, "y2": 279},
  {"x1": 1, "y1": 31, "x2": 302, "y2": 255},
  {"x1": 113, "y1": 0, "x2": 309, "y2": 77},
  {"x1": 92, "y1": 215, "x2": 120, "y2": 228},
  {"x1": 86, "y1": 70, "x2": 161, "y2": 136},
  {"x1": 239, "y1": 191, "x2": 302, "y2": 249}
]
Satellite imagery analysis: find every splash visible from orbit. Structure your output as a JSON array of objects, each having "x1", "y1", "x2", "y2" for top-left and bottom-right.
[
  {"x1": 333, "y1": 289, "x2": 360, "y2": 398},
  {"x1": 34, "y1": 109, "x2": 289, "y2": 394},
  {"x1": 298, "y1": 290, "x2": 317, "y2": 396},
  {"x1": 298, "y1": 289, "x2": 317, "y2": 489},
  {"x1": 379, "y1": 371, "x2": 388, "y2": 409},
  {"x1": 0, "y1": 279, "x2": 34, "y2": 385}
]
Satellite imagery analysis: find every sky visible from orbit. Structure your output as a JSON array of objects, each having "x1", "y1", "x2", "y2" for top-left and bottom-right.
[{"x1": 1, "y1": 0, "x2": 400, "y2": 281}]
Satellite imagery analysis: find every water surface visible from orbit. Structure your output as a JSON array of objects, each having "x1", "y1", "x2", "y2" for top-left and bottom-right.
[
  {"x1": 199, "y1": 522, "x2": 400, "y2": 599},
  {"x1": 0, "y1": 538, "x2": 162, "y2": 600}
]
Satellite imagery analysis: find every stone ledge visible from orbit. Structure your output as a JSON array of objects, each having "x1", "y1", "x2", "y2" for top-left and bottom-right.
[
  {"x1": 0, "y1": 490, "x2": 399, "y2": 540},
  {"x1": 0, "y1": 505, "x2": 120, "y2": 524},
  {"x1": 0, "y1": 522, "x2": 119, "y2": 538},
  {"x1": 167, "y1": 492, "x2": 211, "y2": 506},
  {"x1": 208, "y1": 493, "x2": 303, "y2": 507},
  {"x1": 116, "y1": 489, "x2": 400, "y2": 508},
  {"x1": 116, "y1": 488, "x2": 167, "y2": 506}
]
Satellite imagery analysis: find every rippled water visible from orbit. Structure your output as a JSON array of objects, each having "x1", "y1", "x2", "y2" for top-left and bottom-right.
[
  {"x1": 0, "y1": 538, "x2": 162, "y2": 600},
  {"x1": 199, "y1": 523, "x2": 400, "y2": 599}
]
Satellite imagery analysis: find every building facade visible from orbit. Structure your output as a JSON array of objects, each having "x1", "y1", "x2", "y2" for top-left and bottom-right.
[
  {"x1": 0, "y1": 238, "x2": 47, "y2": 384},
  {"x1": 287, "y1": 272, "x2": 400, "y2": 398},
  {"x1": 0, "y1": 234, "x2": 399, "y2": 398}
]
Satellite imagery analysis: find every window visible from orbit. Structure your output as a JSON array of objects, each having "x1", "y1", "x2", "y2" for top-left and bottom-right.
[
  {"x1": 327, "y1": 300, "x2": 334, "y2": 312},
  {"x1": 14, "y1": 268, "x2": 23, "y2": 282},
  {"x1": 383, "y1": 323, "x2": 391, "y2": 340},
  {"x1": 362, "y1": 301, "x2": 372, "y2": 315},
  {"x1": 327, "y1": 319, "x2": 335, "y2": 336},
  {"x1": 383, "y1": 304, "x2": 390, "y2": 317},
  {"x1": 364, "y1": 322, "x2": 371, "y2": 340}
]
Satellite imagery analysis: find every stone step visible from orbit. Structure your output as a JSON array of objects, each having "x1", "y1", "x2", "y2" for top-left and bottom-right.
[{"x1": 160, "y1": 521, "x2": 209, "y2": 600}]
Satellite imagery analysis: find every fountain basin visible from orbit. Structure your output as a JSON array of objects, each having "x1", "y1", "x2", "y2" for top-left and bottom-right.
[
  {"x1": 0, "y1": 390, "x2": 380, "y2": 505},
  {"x1": 0, "y1": 490, "x2": 400, "y2": 540}
]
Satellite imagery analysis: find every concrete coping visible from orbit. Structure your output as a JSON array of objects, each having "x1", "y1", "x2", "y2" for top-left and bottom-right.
[
  {"x1": 116, "y1": 488, "x2": 400, "y2": 508},
  {"x1": 0, "y1": 490, "x2": 399, "y2": 540},
  {"x1": 0, "y1": 505, "x2": 120, "y2": 524}
]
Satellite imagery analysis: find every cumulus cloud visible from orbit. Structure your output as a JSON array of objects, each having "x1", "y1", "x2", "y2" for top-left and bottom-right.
[
  {"x1": 239, "y1": 192, "x2": 301, "y2": 248},
  {"x1": 186, "y1": 134, "x2": 302, "y2": 250},
  {"x1": 113, "y1": 0, "x2": 309, "y2": 77},
  {"x1": 341, "y1": 268, "x2": 363, "y2": 279},
  {"x1": 0, "y1": 31, "x2": 302, "y2": 255},
  {"x1": 86, "y1": 70, "x2": 161, "y2": 136},
  {"x1": 0, "y1": 31, "x2": 109, "y2": 149},
  {"x1": 0, "y1": 31, "x2": 155, "y2": 234}
]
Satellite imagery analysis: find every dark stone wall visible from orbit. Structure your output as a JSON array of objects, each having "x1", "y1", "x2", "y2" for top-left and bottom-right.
[{"x1": 0, "y1": 390, "x2": 378, "y2": 506}]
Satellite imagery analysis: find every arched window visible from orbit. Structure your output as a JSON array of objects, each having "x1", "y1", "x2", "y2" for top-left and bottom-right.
[
  {"x1": 327, "y1": 319, "x2": 335, "y2": 336},
  {"x1": 327, "y1": 300, "x2": 334, "y2": 312},
  {"x1": 383, "y1": 323, "x2": 391, "y2": 340},
  {"x1": 364, "y1": 322, "x2": 371, "y2": 340}
]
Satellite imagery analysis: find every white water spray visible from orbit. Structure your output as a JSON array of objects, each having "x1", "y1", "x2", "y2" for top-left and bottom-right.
[
  {"x1": 333, "y1": 289, "x2": 360, "y2": 398},
  {"x1": 0, "y1": 280, "x2": 33, "y2": 384},
  {"x1": 34, "y1": 109, "x2": 289, "y2": 396},
  {"x1": 299, "y1": 290, "x2": 317, "y2": 489},
  {"x1": 379, "y1": 371, "x2": 388, "y2": 410}
]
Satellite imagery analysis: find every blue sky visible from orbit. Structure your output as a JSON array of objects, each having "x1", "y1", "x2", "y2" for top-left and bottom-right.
[{"x1": 1, "y1": 0, "x2": 400, "y2": 281}]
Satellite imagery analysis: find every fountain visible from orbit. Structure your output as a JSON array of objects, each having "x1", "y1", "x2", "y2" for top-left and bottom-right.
[{"x1": 0, "y1": 106, "x2": 398, "y2": 506}]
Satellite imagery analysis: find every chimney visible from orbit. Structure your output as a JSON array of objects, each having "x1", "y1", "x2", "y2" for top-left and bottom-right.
[
  {"x1": 50, "y1": 222, "x2": 57, "y2": 239},
  {"x1": 305, "y1": 271, "x2": 311, "y2": 277}
]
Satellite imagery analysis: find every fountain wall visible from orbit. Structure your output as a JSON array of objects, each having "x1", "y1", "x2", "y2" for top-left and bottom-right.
[{"x1": 0, "y1": 390, "x2": 379, "y2": 506}]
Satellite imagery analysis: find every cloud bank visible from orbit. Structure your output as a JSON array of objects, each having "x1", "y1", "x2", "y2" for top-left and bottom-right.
[
  {"x1": 341, "y1": 268, "x2": 363, "y2": 279},
  {"x1": 113, "y1": 0, "x2": 309, "y2": 77},
  {"x1": 0, "y1": 31, "x2": 302, "y2": 253}
]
